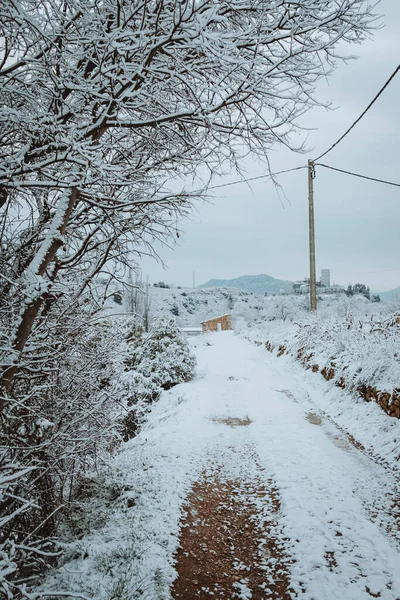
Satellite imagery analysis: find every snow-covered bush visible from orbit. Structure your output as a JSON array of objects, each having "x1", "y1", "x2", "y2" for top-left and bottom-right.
[
  {"x1": 127, "y1": 317, "x2": 196, "y2": 390},
  {"x1": 290, "y1": 312, "x2": 400, "y2": 396},
  {"x1": 245, "y1": 296, "x2": 400, "y2": 416},
  {"x1": 0, "y1": 304, "x2": 132, "y2": 598},
  {"x1": 121, "y1": 318, "x2": 196, "y2": 439}
]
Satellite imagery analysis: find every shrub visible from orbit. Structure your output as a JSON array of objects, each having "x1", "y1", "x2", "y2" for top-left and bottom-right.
[{"x1": 121, "y1": 318, "x2": 196, "y2": 438}]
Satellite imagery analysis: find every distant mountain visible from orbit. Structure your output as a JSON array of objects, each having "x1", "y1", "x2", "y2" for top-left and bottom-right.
[
  {"x1": 198, "y1": 274, "x2": 289, "y2": 296},
  {"x1": 379, "y1": 287, "x2": 400, "y2": 301}
]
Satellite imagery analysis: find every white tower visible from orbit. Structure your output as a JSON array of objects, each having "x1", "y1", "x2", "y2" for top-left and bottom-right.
[{"x1": 321, "y1": 269, "x2": 330, "y2": 288}]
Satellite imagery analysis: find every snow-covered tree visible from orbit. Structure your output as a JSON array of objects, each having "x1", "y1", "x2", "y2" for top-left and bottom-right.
[{"x1": 0, "y1": 0, "x2": 378, "y2": 400}]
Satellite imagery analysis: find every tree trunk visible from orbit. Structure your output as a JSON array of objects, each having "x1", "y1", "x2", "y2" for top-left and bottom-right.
[{"x1": 0, "y1": 188, "x2": 79, "y2": 412}]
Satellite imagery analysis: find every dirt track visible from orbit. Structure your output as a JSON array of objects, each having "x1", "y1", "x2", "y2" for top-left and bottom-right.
[{"x1": 172, "y1": 439, "x2": 291, "y2": 599}]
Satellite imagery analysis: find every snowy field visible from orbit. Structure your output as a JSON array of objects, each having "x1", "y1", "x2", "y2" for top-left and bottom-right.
[{"x1": 40, "y1": 331, "x2": 400, "y2": 600}]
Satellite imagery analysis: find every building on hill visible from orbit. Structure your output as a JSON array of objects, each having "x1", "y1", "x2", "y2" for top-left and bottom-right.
[
  {"x1": 293, "y1": 279, "x2": 310, "y2": 294},
  {"x1": 285, "y1": 281, "x2": 294, "y2": 294},
  {"x1": 321, "y1": 269, "x2": 330, "y2": 288}
]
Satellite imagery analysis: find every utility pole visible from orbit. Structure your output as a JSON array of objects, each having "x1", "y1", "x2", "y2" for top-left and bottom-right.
[
  {"x1": 308, "y1": 160, "x2": 317, "y2": 312},
  {"x1": 193, "y1": 270, "x2": 196, "y2": 289}
]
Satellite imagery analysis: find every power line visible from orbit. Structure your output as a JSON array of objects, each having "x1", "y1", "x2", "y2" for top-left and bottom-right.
[
  {"x1": 208, "y1": 165, "x2": 306, "y2": 190},
  {"x1": 316, "y1": 163, "x2": 400, "y2": 188},
  {"x1": 314, "y1": 63, "x2": 400, "y2": 162}
]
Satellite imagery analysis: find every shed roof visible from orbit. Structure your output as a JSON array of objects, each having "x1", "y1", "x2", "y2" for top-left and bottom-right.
[{"x1": 200, "y1": 313, "x2": 231, "y2": 324}]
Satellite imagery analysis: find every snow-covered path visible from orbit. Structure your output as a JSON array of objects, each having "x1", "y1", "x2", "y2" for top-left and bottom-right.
[
  {"x1": 46, "y1": 331, "x2": 400, "y2": 600},
  {"x1": 179, "y1": 332, "x2": 400, "y2": 599}
]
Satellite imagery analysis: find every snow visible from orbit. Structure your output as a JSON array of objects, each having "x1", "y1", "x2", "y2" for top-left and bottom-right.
[
  {"x1": 233, "y1": 579, "x2": 252, "y2": 599},
  {"x1": 26, "y1": 192, "x2": 70, "y2": 280},
  {"x1": 40, "y1": 331, "x2": 400, "y2": 600}
]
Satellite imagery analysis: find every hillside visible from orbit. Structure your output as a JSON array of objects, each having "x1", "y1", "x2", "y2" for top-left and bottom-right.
[
  {"x1": 198, "y1": 273, "x2": 289, "y2": 295},
  {"x1": 379, "y1": 286, "x2": 400, "y2": 301},
  {"x1": 149, "y1": 287, "x2": 271, "y2": 327}
]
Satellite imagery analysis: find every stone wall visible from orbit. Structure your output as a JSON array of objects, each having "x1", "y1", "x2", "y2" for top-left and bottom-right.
[{"x1": 202, "y1": 314, "x2": 232, "y2": 333}]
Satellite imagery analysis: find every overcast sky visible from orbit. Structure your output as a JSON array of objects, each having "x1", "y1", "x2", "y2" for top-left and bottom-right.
[{"x1": 141, "y1": 0, "x2": 400, "y2": 293}]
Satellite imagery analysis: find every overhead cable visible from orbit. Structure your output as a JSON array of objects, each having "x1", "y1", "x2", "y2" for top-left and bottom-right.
[
  {"x1": 316, "y1": 163, "x2": 400, "y2": 188},
  {"x1": 208, "y1": 165, "x2": 306, "y2": 190},
  {"x1": 314, "y1": 63, "x2": 400, "y2": 162}
]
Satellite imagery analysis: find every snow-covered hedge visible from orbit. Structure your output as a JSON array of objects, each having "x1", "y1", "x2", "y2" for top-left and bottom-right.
[
  {"x1": 120, "y1": 317, "x2": 196, "y2": 439},
  {"x1": 0, "y1": 308, "x2": 131, "y2": 599}
]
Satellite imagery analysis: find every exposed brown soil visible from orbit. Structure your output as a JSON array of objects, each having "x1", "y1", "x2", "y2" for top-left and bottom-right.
[
  {"x1": 212, "y1": 416, "x2": 252, "y2": 427},
  {"x1": 305, "y1": 412, "x2": 322, "y2": 425},
  {"x1": 324, "y1": 550, "x2": 338, "y2": 571},
  {"x1": 172, "y1": 468, "x2": 291, "y2": 600}
]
